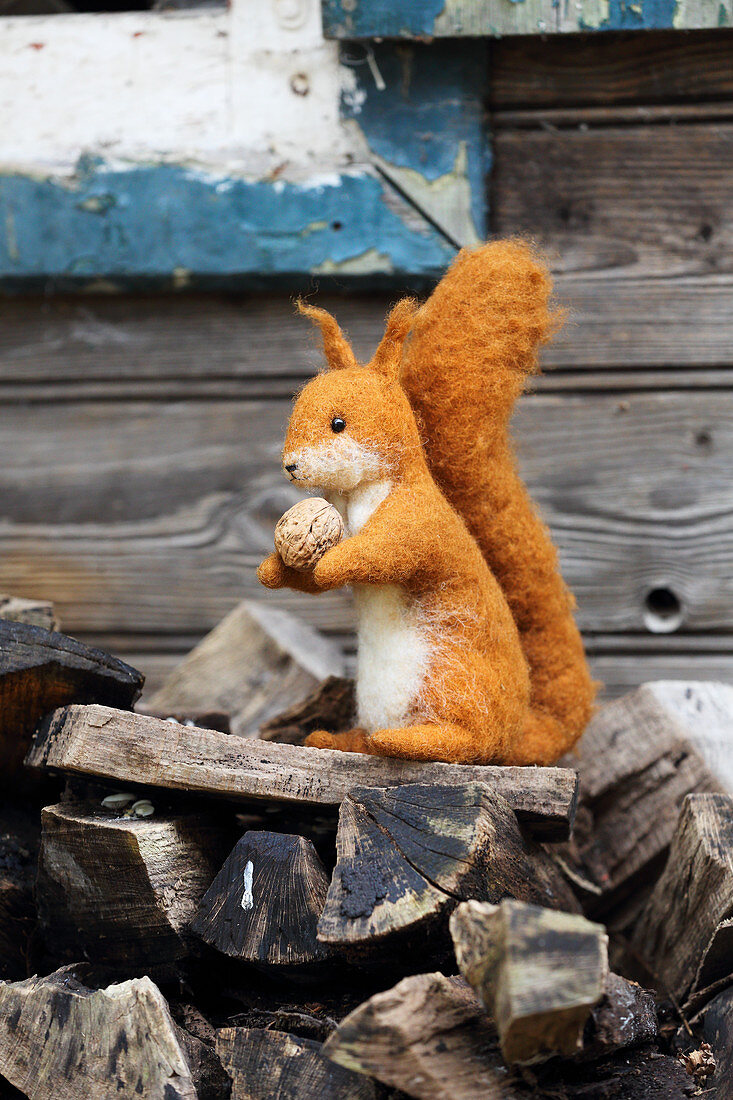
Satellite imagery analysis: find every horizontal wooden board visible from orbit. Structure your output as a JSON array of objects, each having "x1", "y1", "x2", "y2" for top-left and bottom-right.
[
  {"x1": 491, "y1": 31, "x2": 733, "y2": 110},
  {"x1": 493, "y1": 120, "x2": 733, "y2": 283},
  {"x1": 2, "y1": 283, "x2": 733, "y2": 400},
  {"x1": 1, "y1": 391, "x2": 732, "y2": 638}
]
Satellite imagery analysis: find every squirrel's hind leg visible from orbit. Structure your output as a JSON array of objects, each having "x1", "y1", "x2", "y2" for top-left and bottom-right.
[
  {"x1": 369, "y1": 722, "x2": 491, "y2": 765},
  {"x1": 305, "y1": 728, "x2": 374, "y2": 754}
]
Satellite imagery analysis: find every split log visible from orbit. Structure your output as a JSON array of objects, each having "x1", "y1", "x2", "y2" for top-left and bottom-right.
[
  {"x1": 450, "y1": 899, "x2": 609, "y2": 1064},
  {"x1": 0, "y1": 595, "x2": 57, "y2": 632},
  {"x1": 632, "y1": 792, "x2": 733, "y2": 1002},
  {"x1": 324, "y1": 972, "x2": 692, "y2": 1100},
  {"x1": 0, "y1": 968, "x2": 208, "y2": 1100},
  {"x1": 0, "y1": 622, "x2": 143, "y2": 782},
  {"x1": 36, "y1": 802, "x2": 233, "y2": 978},
  {"x1": 562, "y1": 681, "x2": 733, "y2": 920},
  {"x1": 191, "y1": 831, "x2": 330, "y2": 968},
  {"x1": 258, "y1": 676, "x2": 356, "y2": 746},
  {"x1": 27, "y1": 705, "x2": 579, "y2": 840},
  {"x1": 317, "y1": 784, "x2": 579, "y2": 958},
  {"x1": 684, "y1": 918, "x2": 733, "y2": 1015},
  {"x1": 145, "y1": 600, "x2": 344, "y2": 737},
  {"x1": 576, "y1": 972, "x2": 657, "y2": 1061},
  {"x1": 216, "y1": 1028, "x2": 376, "y2": 1100}
]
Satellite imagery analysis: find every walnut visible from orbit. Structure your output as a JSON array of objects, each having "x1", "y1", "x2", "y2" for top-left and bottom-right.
[{"x1": 274, "y1": 498, "x2": 344, "y2": 571}]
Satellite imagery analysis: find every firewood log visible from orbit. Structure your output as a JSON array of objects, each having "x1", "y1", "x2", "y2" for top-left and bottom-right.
[
  {"x1": 562, "y1": 682, "x2": 733, "y2": 922},
  {"x1": 26, "y1": 705, "x2": 578, "y2": 840},
  {"x1": 258, "y1": 676, "x2": 356, "y2": 745},
  {"x1": 0, "y1": 594, "x2": 57, "y2": 632},
  {"x1": 450, "y1": 899, "x2": 609, "y2": 1064},
  {"x1": 0, "y1": 967, "x2": 214, "y2": 1100},
  {"x1": 0, "y1": 621, "x2": 143, "y2": 782},
  {"x1": 145, "y1": 601, "x2": 344, "y2": 737},
  {"x1": 324, "y1": 971, "x2": 687, "y2": 1100},
  {"x1": 36, "y1": 801, "x2": 233, "y2": 979},
  {"x1": 317, "y1": 784, "x2": 580, "y2": 961},
  {"x1": 216, "y1": 1028, "x2": 376, "y2": 1100},
  {"x1": 699, "y1": 986, "x2": 733, "y2": 1099},
  {"x1": 191, "y1": 831, "x2": 330, "y2": 968},
  {"x1": 0, "y1": 803, "x2": 39, "y2": 980},
  {"x1": 631, "y1": 792, "x2": 733, "y2": 1002}
]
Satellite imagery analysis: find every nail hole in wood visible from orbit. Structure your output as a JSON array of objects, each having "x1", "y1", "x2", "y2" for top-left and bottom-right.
[{"x1": 643, "y1": 586, "x2": 684, "y2": 634}]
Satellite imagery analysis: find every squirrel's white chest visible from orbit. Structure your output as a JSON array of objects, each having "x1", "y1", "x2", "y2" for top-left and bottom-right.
[
  {"x1": 353, "y1": 585, "x2": 431, "y2": 732},
  {"x1": 327, "y1": 479, "x2": 431, "y2": 731}
]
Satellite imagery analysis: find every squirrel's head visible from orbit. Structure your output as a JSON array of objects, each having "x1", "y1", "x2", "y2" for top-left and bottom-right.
[{"x1": 282, "y1": 298, "x2": 421, "y2": 494}]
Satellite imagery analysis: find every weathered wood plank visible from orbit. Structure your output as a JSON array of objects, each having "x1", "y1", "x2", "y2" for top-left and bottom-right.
[
  {"x1": 491, "y1": 32, "x2": 733, "y2": 110},
  {"x1": 494, "y1": 122, "x2": 733, "y2": 283},
  {"x1": 26, "y1": 705, "x2": 579, "y2": 840},
  {"x1": 2, "y1": 391, "x2": 733, "y2": 638}
]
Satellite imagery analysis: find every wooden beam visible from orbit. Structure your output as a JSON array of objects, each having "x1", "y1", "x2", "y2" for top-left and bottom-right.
[{"x1": 26, "y1": 705, "x2": 578, "y2": 840}]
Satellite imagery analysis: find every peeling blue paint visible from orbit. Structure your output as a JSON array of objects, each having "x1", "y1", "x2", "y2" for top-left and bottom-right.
[
  {"x1": 342, "y1": 40, "x2": 490, "y2": 241},
  {"x1": 0, "y1": 161, "x2": 455, "y2": 286},
  {"x1": 583, "y1": 0, "x2": 678, "y2": 31},
  {"x1": 323, "y1": 0, "x2": 445, "y2": 39}
]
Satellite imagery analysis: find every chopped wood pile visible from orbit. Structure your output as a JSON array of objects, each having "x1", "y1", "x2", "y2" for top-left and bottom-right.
[{"x1": 1, "y1": 597, "x2": 732, "y2": 1098}]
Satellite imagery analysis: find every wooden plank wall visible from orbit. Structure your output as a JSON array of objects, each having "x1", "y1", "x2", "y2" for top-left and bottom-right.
[{"x1": 3, "y1": 29, "x2": 733, "y2": 699}]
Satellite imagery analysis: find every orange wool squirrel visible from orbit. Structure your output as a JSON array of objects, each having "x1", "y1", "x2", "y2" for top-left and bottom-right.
[{"x1": 258, "y1": 240, "x2": 596, "y2": 766}]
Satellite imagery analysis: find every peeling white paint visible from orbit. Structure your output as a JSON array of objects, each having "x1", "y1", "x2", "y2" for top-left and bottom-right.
[
  {"x1": 241, "y1": 859, "x2": 254, "y2": 910},
  {"x1": 0, "y1": 0, "x2": 364, "y2": 181}
]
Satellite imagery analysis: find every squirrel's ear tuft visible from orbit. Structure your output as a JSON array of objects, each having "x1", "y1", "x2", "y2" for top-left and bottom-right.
[
  {"x1": 369, "y1": 298, "x2": 419, "y2": 381},
  {"x1": 296, "y1": 300, "x2": 357, "y2": 371}
]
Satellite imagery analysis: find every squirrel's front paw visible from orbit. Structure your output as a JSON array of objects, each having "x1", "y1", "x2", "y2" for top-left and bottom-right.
[{"x1": 257, "y1": 552, "x2": 288, "y2": 589}]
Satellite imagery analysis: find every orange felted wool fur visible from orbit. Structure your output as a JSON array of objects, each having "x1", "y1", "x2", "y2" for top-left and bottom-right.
[{"x1": 258, "y1": 240, "x2": 596, "y2": 766}]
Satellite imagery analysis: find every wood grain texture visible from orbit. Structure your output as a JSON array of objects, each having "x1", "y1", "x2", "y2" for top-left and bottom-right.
[
  {"x1": 26, "y1": 704, "x2": 579, "y2": 839},
  {"x1": 2, "y1": 391, "x2": 732, "y2": 639},
  {"x1": 491, "y1": 32, "x2": 733, "y2": 110},
  {"x1": 0, "y1": 969, "x2": 201, "y2": 1100},
  {"x1": 37, "y1": 802, "x2": 232, "y2": 979}
]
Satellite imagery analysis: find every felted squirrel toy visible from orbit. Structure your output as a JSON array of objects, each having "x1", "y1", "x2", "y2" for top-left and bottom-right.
[{"x1": 258, "y1": 240, "x2": 596, "y2": 766}]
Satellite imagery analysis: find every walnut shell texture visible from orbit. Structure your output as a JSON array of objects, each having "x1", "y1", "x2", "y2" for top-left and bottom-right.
[{"x1": 274, "y1": 498, "x2": 345, "y2": 571}]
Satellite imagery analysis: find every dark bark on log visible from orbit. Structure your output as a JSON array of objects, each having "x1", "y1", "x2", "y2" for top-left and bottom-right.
[
  {"x1": 0, "y1": 622, "x2": 142, "y2": 783},
  {"x1": 700, "y1": 986, "x2": 733, "y2": 1100},
  {"x1": 191, "y1": 831, "x2": 331, "y2": 968},
  {"x1": 216, "y1": 1027, "x2": 377, "y2": 1100},
  {"x1": 450, "y1": 899, "x2": 609, "y2": 1065},
  {"x1": 561, "y1": 682, "x2": 733, "y2": 922},
  {"x1": 0, "y1": 803, "x2": 39, "y2": 980},
  {"x1": 145, "y1": 601, "x2": 344, "y2": 738},
  {"x1": 632, "y1": 793, "x2": 733, "y2": 1002},
  {"x1": 258, "y1": 676, "x2": 356, "y2": 746},
  {"x1": 27, "y1": 705, "x2": 578, "y2": 840},
  {"x1": 0, "y1": 968, "x2": 204, "y2": 1099},
  {"x1": 318, "y1": 785, "x2": 580, "y2": 961},
  {"x1": 36, "y1": 802, "x2": 232, "y2": 979}
]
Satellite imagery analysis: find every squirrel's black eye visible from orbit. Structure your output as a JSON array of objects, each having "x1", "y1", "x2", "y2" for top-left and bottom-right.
[{"x1": 331, "y1": 416, "x2": 346, "y2": 433}]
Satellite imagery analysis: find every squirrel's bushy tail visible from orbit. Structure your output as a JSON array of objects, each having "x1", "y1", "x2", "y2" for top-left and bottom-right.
[{"x1": 401, "y1": 240, "x2": 596, "y2": 765}]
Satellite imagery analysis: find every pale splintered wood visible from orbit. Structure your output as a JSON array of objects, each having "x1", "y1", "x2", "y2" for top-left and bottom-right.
[
  {"x1": 0, "y1": 594, "x2": 57, "y2": 632},
  {"x1": 191, "y1": 831, "x2": 330, "y2": 967},
  {"x1": 26, "y1": 705, "x2": 578, "y2": 840},
  {"x1": 37, "y1": 802, "x2": 232, "y2": 978},
  {"x1": 317, "y1": 784, "x2": 579, "y2": 953},
  {"x1": 561, "y1": 681, "x2": 733, "y2": 919},
  {"x1": 632, "y1": 793, "x2": 733, "y2": 1002},
  {"x1": 0, "y1": 968, "x2": 199, "y2": 1100},
  {"x1": 323, "y1": 972, "x2": 510, "y2": 1100},
  {"x1": 216, "y1": 1028, "x2": 377, "y2": 1100},
  {"x1": 146, "y1": 600, "x2": 344, "y2": 738},
  {"x1": 450, "y1": 899, "x2": 608, "y2": 1065}
]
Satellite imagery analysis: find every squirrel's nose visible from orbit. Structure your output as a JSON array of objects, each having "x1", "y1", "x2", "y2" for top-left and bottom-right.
[{"x1": 285, "y1": 463, "x2": 298, "y2": 474}]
